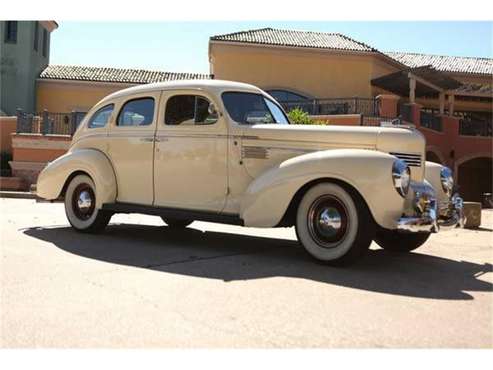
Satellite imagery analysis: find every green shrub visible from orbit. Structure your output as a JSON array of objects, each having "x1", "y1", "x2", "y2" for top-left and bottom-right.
[
  {"x1": 0, "y1": 151, "x2": 12, "y2": 177},
  {"x1": 287, "y1": 108, "x2": 315, "y2": 125}
]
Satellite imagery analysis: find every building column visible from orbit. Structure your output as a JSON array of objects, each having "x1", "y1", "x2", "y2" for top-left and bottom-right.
[
  {"x1": 439, "y1": 92, "x2": 446, "y2": 115},
  {"x1": 409, "y1": 77, "x2": 416, "y2": 104},
  {"x1": 448, "y1": 94, "x2": 455, "y2": 116}
]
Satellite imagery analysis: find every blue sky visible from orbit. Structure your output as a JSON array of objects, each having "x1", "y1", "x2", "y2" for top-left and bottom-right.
[{"x1": 50, "y1": 21, "x2": 493, "y2": 74}]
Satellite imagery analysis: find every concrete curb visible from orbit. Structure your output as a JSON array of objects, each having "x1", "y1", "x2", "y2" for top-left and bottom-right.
[{"x1": 0, "y1": 191, "x2": 37, "y2": 200}]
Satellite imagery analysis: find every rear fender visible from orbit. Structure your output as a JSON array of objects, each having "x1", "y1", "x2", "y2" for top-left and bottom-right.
[{"x1": 36, "y1": 149, "x2": 117, "y2": 208}]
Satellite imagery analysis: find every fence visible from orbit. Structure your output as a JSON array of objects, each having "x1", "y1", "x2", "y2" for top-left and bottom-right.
[
  {"x1": 398, "y1": 103, "x2": 413, "y2": 123},
  {"x1": 420, "y1": 109, "x2": 443, "y2": 132},
  {"x1": 16, "y1": 109, "x2": 87, "y2": 136},
  {"x1": 279, "y1": 97, "x2": 379, "y2": 117},
  {"x1": 419, "y1": 109, "x2": 492, "y2": 136},
  {"x1": 361, "y1": 116, "x2": 402, "y2": 127},
  {"x1": 457, "y1": 112, "x2": 492, "y2": 137}
]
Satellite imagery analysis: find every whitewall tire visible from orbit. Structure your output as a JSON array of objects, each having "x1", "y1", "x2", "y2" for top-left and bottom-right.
[
  {"x1": 64, "y1": 174, "x2": 112, "y2": 233},
  {"x1": 295, "y1": 182, "x2": 375, "y2": 265}
]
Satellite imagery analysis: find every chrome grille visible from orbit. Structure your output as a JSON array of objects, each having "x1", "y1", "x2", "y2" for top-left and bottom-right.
[{"x1": 390, "y1": 152, "x2": 422, "y2": 167}]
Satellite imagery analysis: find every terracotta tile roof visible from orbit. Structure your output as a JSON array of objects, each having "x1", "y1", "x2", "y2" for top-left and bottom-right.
[
  {"x1": 39, "y1": 65, "x2": 211, "y2": 84},
  {"x1": 210, "y1": 27, "x2": 378, "y2": 52},
  {"x1": 385, "y1": 52, "x2": 493, "y2": 76},
  {"x1": 211, "y1": 28, "x2": 492, "y2": 76},
  {"x1": 453, "y1": 82, "x2": 493, "y2": 95}
]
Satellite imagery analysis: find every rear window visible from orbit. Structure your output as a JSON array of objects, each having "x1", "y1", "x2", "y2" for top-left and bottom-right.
[{"x1": 222, "y1": 92, "x2": 289, "y2": 125}]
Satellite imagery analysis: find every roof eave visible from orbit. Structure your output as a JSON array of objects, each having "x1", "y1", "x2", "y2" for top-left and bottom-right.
[
  {"x1": 210, "y1": 39, "x2": 378, "y2": 56},
  {"x1": 209, "y1": 39, "x2": 408, "y2": 70}
]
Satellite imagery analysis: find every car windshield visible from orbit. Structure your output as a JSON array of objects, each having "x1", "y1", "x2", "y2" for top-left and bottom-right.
[{"x1": 222, "y1": 92, "x2": 289, "y2": 125}]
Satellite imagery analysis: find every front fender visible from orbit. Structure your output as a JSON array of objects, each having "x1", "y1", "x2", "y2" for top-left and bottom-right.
[
  {"x1": 36, "y1": 149, "x2": 117, "y2": 208},
  {"x1": 240, "y1": 149, "x2": 405, "y2": 229},
  {"x1": 425, "y1": 161, "x2": 449, "y2": 204}
]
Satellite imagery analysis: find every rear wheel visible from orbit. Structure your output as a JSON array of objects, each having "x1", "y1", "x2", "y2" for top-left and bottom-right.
[
  {"x1": 295, "y1": 183, "x2": 375, "y2": 265},
  {"x1": 161, "y1": 217, "x2": 193, "y2": 229},
  {"x1": 64, "y1": 174, "x2": 112, "y2": 233},
  {"x1": 374, "y1": 228, "x2": 430, "y2": 252}
]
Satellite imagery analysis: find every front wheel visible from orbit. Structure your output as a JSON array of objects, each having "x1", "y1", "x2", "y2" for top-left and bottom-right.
[
  {"x1": 295, "y1": 183, "x2": 375, "y2": 265},
  {"x1": 64, "y1": 174, "x2": 112, "y2": 233},
  {"x1": 374, "y1": 229, "x2": 430, "y2": 252}
]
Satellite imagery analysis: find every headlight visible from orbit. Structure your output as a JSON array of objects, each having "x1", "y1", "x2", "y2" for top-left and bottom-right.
[
  {"x1": 392, "y1": 160, "x2": 411, "y2": 197},
  {"x1": 440, "y1": 166, "x2": 454, "y2": 196}
]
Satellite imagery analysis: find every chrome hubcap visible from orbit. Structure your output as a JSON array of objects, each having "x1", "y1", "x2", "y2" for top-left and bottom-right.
[
  {"x1": 72, "y1": 184, "x2": 95, "y2": 220},
  {"x1": 318, "y1": 207, "x2": 343, "y2": 237},
  {"x1": 307, "y1": 195, "x2": 349, "y2": 248},
  {"x1": 77, "y1": 190, "x2": 92, "y2": 211}
]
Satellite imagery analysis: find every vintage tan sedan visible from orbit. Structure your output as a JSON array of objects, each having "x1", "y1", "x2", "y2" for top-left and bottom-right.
[{"x1": 37, "y1": 80, "x2": 465, "y2": 264}]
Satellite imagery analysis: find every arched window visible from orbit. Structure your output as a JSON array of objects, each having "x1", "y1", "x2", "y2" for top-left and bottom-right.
[{"x1": 266, "y1": 89, "x2": 309, "y2": 102}]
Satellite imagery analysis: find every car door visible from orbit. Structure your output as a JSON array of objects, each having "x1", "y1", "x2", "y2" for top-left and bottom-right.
[
  {"x1": 107, "y1": 91, "x2": 160, "y2": 205},
  {"x1": 153, "y1": 90, "x2": 228, "y2": 212}
]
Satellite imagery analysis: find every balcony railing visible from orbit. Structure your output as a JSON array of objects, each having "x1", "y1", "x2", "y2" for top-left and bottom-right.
[
  {"x1": 398, "y1": 103, "x2": 413, "y2": 123},
  {"x1": 457, "y1": 112, "x2": 492, "y2": 137},
  {"x1": 16, "y1": 109, "x2": 86, "y2": 136},
  {"x1": 278, "y1": 97, "x2": 379, "y2": 116},
  {"x1": 420, "y1": 109, "x2": 443, "y2": 132}
]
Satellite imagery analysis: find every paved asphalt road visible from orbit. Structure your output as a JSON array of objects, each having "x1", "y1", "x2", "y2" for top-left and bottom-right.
[{"x1": 1, "y1": 198, "x2": 492, "y2": 348}]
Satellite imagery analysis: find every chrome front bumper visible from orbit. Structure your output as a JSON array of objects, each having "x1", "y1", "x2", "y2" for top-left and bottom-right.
[{"x1": 397, "y1": 188, "x2": 465, "y2": 233}]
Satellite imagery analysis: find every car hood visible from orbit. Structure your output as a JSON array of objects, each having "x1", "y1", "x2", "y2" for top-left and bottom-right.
[{"x1": 242, "y1": 123, "x2": 426, "y2": 180}]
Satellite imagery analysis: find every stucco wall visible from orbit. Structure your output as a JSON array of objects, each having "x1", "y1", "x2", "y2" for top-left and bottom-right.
[
  {"x1": 0, "y1": 116, "x2": 17, "y2": 154},
  {"x1": 36, "y1": 80, "x2": 132, "y2": 112},
  {"x1": 0, "y1": 21, "x2": 52, "y2": 115},
  {"x1": 210, "y1": 42, "x2": 375, "y2": 99},
  {"x1": 10, "y1": 133, "x2": 71, "y2": 186}
]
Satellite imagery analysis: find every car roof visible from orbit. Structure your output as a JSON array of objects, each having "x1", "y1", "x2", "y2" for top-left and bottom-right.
[{"x1": 99, "y1": 79, "x2": 264, "y2": 104}]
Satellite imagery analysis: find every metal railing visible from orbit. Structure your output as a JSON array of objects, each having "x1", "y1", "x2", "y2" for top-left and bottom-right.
[
  {"x1": 457, "y1": 112, "x2": 492, "y2": 137},
  {"x1": 279, "y1": 97, "x2": 379, "y2": 116},
  {"x1": 398, "y1": 103, "x2": 413, "y2": 123},
  {"x1": 16, "y1": 109, "x2": 86, "y2": 136},
  {"x1": 420, "y1": 109, "x2": 443, "y2": 132},
  {"x1": 361, "y1": 115, "x2": 401, "y2": 127}
]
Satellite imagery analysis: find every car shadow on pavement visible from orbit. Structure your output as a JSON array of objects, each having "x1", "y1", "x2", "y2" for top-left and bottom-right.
[{"x1": 23, "y1": 223, "x2": 492, "y2": 301}]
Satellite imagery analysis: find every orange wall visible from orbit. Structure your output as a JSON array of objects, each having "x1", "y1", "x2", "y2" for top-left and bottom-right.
[
  {"x1": 0, "y1": 116, "x2": 17, "y2": 154},
  {"x1": 311, "y1": 114, "x2": 361, "y2": 125},
  {"x1": 210, "y1": 42, "x2": 376, "y2": 98},
  {"x1": 11, "y1": 134, "x2": 71, "y2": 163},
  {"x1": 13, "y1": 147, "x2": 67, "y2": 162},
  {"x1": 36, "y1": 80, "x2": 132, "y2": 112}
]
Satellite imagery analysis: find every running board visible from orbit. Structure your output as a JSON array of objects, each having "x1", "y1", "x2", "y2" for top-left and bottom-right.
[{"x1": 101, "y1": 202, "x2": 244, "y2": 226}]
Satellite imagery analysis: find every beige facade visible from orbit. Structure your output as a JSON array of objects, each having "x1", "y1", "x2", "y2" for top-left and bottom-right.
[
  {"x1": 36, "y1": 80, "x2": 133, "y2": 113},
  {"x1": 209, "y1": 42, "x2": 402, "y2": 99},
  {"x1": 209, "y1": 39, "x2": 492, "y2": 116}
]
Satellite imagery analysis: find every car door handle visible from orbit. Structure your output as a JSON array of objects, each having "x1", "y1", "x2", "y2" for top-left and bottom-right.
[{"x1": 140, "y1": 137, "x2": 154, "y2": 142}]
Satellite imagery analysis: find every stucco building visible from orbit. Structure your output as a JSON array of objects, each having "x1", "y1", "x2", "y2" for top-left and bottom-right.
[
  {"x1": 1, "y1": 25, "x2": 492, "y2": 202},
  {"x1": 0, "y1": 21, "x2": 58, "y2": 115},
  {"x1": 209, "y1": 28, "x2": 492, "y2": 120}
]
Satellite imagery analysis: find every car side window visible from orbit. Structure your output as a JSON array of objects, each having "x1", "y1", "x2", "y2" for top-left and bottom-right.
[
  {"x1": 117, "y1": 98, "x2": 155, "y2": 126},
  {"x1": 165, "y1": 95, "x2": 218, "y2": 126},
  {"x1": 88, "y1": 104, "x2": 113, "y2": 129}
]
